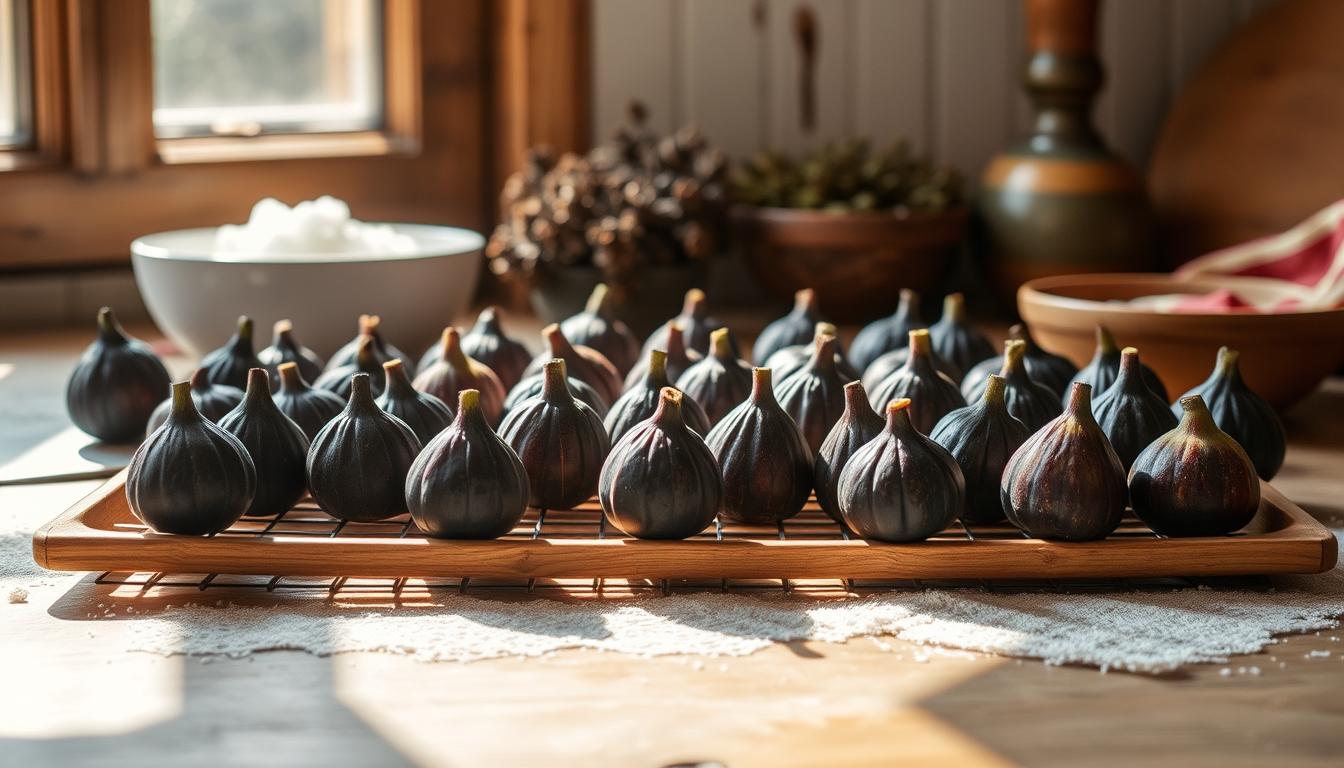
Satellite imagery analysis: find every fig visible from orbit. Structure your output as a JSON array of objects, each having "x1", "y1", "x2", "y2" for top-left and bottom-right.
[
  {"x1": 406, "y1": 389, "x2": 529, "y2": 539},
  {"x1": 675, "y1": 327, "x2": 753, "y2": 427},
  {"x1": 962, "y1": 323, "x2": 1077, "y2": 399},
  {"x1": 522, "y1": 324, "x2": 624, "y2": 405},
  {"x1": 962, "y1": 340, "x2": 1061, "y2": 432},
  {"x1": 313, "y1": 334, "x2": 385, "y2": 400},
  {"x1": 861, "y1": 341, "x2": 962, "y2": 391},
  {"x1": 705, "y1": 367, "x2": 813, "y2": 523},
  {"x1": 849, "y1": 288, "x2": 926, "y2": 371},
  {"x1": 1067, "y1": 325, "x2": 1168, "y2": 406},
  {"x1": 642, "y1": 288, "x2": 734, "y2": 357},
  {"x1": 837, "y1": 398, "x2": 965, "y2": 542},
  {"x1": 764, "y1": 322, "x2": 859, "y2": 383},
  {"x1": 1001, "y1": 382, "x2": 1127, "y2": 541},
  {"x1": 867, "y1": 329, "x2": 965, "y2": 435},
  {"x1": 450, "y1": 306, "x2": 532, "y2": 392},
  {"x1": 814, "y1": 381, "x2": 884, "y2": 522},
  {"x1": 605, "y1": 349, "x2": 711, "y2": 444},
  {"x1": 413, "y1": 327, "x2": 507, "y2": 426},
  {"x1": 1129, "y1": 394, "x2": 1261, "y2": 537},
  {"x1": 1091, "y1": 347, "x2": 1178, "y2": 471},
  {"x1": 307, "y1": 373, "x2": 422, "y2": 522},
  {"x1": 217, "y1": 368, "x2": 310, "y2": 518},
  {"x1": 774, "y1": 333, "x2": 848, "y2": 454},
  {"x1": 200, "y1": 315, "x2": 266, "y2": 390},
  {"x1": 377, "y1": 359, "x2": 454, "y2": 444},
  {"x1": 624, "y1": 320, "x2": 702, "y2": 391},
  {"x1": 327, "y1": 314, "x2": 414, "y2": 376},
  {"x1": 752, "y1": 288, "x2": 825, "y2": 364},
  {"x1": 273, "y1": 362, "x2": 345, "y2": 440},
  {"x1": 504, "y1": 373, "x2": 609, "y2": 420},
  {"x1": 560, "y1": 283, "x2": 641, "y2": 374},
  {"x1": 599, "y1": 387, "x2": 723, "y2": 539},
  {"x1": 1173, "y1": 346, "x2": 1285, "y2": 481},
  {"x1": 928, "y1": 293, "x2": 996, "y2": 376},
  {"x1": 66, "y1": 307, "x2": 171, "y2": 443},
  {"x1": 930, "y1": 374, "x2": 1029, "y2": 524},
  {"x1": 146, "y1": 367, "x2": 244, "y2": 436},
  {"x1": 257, "y1": 319, "x2": 324, "y2": 384},
  {"x1": 498, "y1": 359, "x2": 611, "y2": 509},
  {"x1": 127, "y1": 380, "x2": 256, "y2": 535}
]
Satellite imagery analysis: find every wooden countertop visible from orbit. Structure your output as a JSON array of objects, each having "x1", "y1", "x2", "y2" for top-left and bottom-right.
[{"x1": 2, "y1": 324, "x2": 1343, "y2": 767}]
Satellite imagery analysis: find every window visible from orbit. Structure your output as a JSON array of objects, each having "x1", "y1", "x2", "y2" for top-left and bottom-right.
[
  {"x1": 152, "y1": 0, "x2": 384, "y2": 139},
  {"x1": 0, "y1": 0, "x2": 30, "y2": 148}
]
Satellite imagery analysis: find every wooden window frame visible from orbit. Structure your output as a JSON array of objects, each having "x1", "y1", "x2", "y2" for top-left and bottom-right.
[{"x1": 0, "y1": 0, "x2": 68, "y2": 171}]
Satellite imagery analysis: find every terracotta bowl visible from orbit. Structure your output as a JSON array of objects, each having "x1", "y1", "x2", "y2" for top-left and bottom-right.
[
  {"x1": 1018, "y1": 273, "x2": 1344, "y2": 409},
  {"x1": 733, "y1": 206, "x2": 967, "y2": 322}
]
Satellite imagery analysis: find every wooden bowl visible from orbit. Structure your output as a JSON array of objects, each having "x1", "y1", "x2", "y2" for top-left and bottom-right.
[
  {"x1": 1018, "y1": 273, "x2": 1344, "y2": 409},
  {"x1": 733, "y1": 206, "x2": 967, "y2": 321}
]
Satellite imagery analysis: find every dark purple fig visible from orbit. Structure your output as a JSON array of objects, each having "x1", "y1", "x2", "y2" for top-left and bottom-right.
[
  {"x1": 217, "y1": 368, "x2": 310, "y2": 518},
  {"x1": 605, "y1": 349, "x2": 711, "y2": 443},
  {"x1": 313, "y1": 334, "x2": 385, "y2": 399},
  {"x1": 504, "y1": 373, "x2": 609, "y2": 420},
  {"x1": 560, "y1": 283, "x2": 641, "y2": 374},
  {"x1": 625, "y1": 320, "x2": 702, "y2": 391},
  {"x1": 600, "y1": 387, "x2": 722, "y2": 539},
  {"x1": 1001, "y1": 382, "x2": 1127, "y2": 541},
  {"x1": 837, "y1": 398, "x2": 965, "y2": 542},
  {"x1": 676, "y1": 327, "x2": 754, "y2": 427},
  {"x1": 928, "y1": 293, "x2": 996, "y2": 376},
  {"x1": 862, "y1": 340, "x2": 962, "y2": 391},
  {"x1": 962, "y1": 323, "x2": 1078, "y2": 399},
  {"x1": 774, "y1": 333, "x2": 848, "y2": 454},
  {"x1": 522, "y1": 324, "x2": 624, "y2": 405},
  {"x1": 962, "y1": 340, "x2": 1061, "y2": 432},
  {"x1": 423, "y1": 306, "x2": 531, "y2": 392},
  {"x1": 849, "y1": 288, "x2": 926, "y2": 371},
  {"x1": 273, "y1": 362, "x2": 345, "y2": 440},
  {"x1": 413, "y1": 327, "x2": 507, "y2": 426},
  {"x1": 327, "y1": 314, "x2": 414, "y2": 376},
  {"x1": 752, "y1": 288, "x2": 825, "y2": 364},
  {"x1": 306, "y1": 373, "x2": 422, "y2": 522},
  {"x1": 257, "y1": 319, "x2": 324, "y2": 384},
  {"x1": 67, "y1": 307, "x2": 171, "y2": 443},
  {"x1": 1173, "y1": 346, "x2": 1285, "y2": 481},
  {"x1": 377, "y1": 359, "x2": 454, "y2": 444},
  {"x1": 867, "y1": 329, "x2": 966, "y2": 435},
  {"x1": 814, "y1": 381, "x2": 884, "y2": 522},
  {"x1": 1067, "y1": 325, "x2": 1168, "y2": 406},
  {"x1": 127, "y1": 380, "x2": 256, "y2": 535},
  {"x1": 200, "y1": 315, "x2": 265, "y2": 390},
  {"x1": 499, "y1": 359, "x2": 611, "y2": 509},
  {"x1": 406, "y1": 389, "x2": 529, "y2": 539},
  {"x1": 930, "y1": 374, "x2": 1029, "y2": 524},
  {"x1": 705, "y1": 367, "x2": 813, "y2": 523},
  {"x1": 1092, "y1": 346, "x2": 1178, "y2": 471},
  {"x1": 642, "y1": 288, "x2": 733, "y2": 357},
  {"x1": 765, "y1": 322, "x2": 859, "y2": 383},
  {"x1": 146, "y1": 367, "x2": 244, "y2": 436},
  {"x1": 1130, "y1": 394, "x2": 1261, "y2": 536}
]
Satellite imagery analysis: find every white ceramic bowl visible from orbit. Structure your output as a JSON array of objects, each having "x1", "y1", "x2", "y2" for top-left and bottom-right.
[{"x1": 131, "y1": 224, "x2": 484, "y2": 359}]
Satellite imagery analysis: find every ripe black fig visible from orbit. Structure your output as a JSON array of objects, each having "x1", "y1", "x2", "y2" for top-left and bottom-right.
[
  {"x1": 200, "y1": 315, "x2": 266, "y2": 390},
  {"x1": 217, "y1": 368, "x2": 310, "y2": 518},
  {"x1": 849, "y1": 288, "x2": 926, "y2": 371},
  {"x1": 1001, "y1": 382, "x2": 1127, "y2": 541},
  {"x1": 307, "y1": 373, "x2": 422, "y2": 522},
  {"x1": 774, "y1": 333, "x2": 848, "y2": 454},
  {"x1": 752, "y1": 288, "x2": 825, "y2": 364},
  {"x1": 837, "y1": 398, "x2": 965, "y2": 542},
  {"x1": 426, "y1": 306, "x2": 531, "y2": 392},
  {"x1": 814, "y1": 381, "x2": 884, "y2": 522},
  {"x1": 1067, "y1": 325, "x2": 1168, "y2": 406},
  {"x1": 624, "y1": 320, "x2": 702, "y2": 391},
  {"x1": 327, "y1": 314, "x2": 414, "y2": 375},
  {"x1": 67, "y1": 307, "x2": 171, "y2": 443},
  {"x1": 642, "y1": 288, "x2": 733, "y2": 357},
  {"x1": 377, "y1": 359, "x2": 454, "y2": 444},
  {"x1": 1130, "y1": 395, "x2": 1261, "y2": 536},
  {"x1": 675, "y1": 327, "x2": 753, "y2": 427},
  {"x1": 406, "y1": 389, "x2": 529, "y2": 539},
  {"x1": 146, "y1": 367, "x2": 244, "y2": 436},
  {"x1": 522, "y1": 324, "x2": 624, "y2": 405},
  {"x1": 560, "y1": 283, "x2": 641, "y2": 374},
  {"x1": 962, "y1": 340, "x2": 1061, "y2": 432},
  {"x1": 504, "y1": 372, "x2": 609, "y2": 420},
  {"x1": 600, "y1": 387, "x2": 723, "y2": 539},
  {"x1": 1092, "y1": 347, "x2": 1178, "y2": 471},
  {"x1": 867, "y1": 329, "x2": 966, "y2": 435},
  {"x1": 273, "y1": 362, "x2": 345, "y2": 440},
  {"x1": 930, "y1": 374, "x2": 1029, "y2": 524},
  {"x1": 1173, "y1": 346, "x2": 1285, "y2": 481},
  {"x1": 765, "y1": 322, "x2": 859, "y2": 383},
  {"x1": 413, "y1": 327, "x2": 507, "y2": 426},
  {"x1": 127, "y1": 380, "x2": 256, "y2": 535},
  {"x1": 498, "y1": 359, "x2": 611, "y2": 509},
  {"x1": 605, "y1": 349, "x2": 711, "y2": 444},
  {"x1": 705, "y1": 367, "x2": 813, "y2": 523},
  {"x1": 257, "y1": 319, "x2": 324, "y2": 384},
  {"x1": 862, "y1": 340, "x2": 962, "y2": 391},
  {"x1": 313, "y1": 334, "x2": 385, "y2": 399},
  {"x1": 928, "y1": 293, "x2": 996, "y2": 375}
]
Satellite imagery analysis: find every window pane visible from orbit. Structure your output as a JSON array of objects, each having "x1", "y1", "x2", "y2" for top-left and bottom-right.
[
  {"x1": 152, "y1": 0, "x2": 383, "y2": 139},
  {"x1": 0, "y1": 0, "x2": 31, "y2": 149}
]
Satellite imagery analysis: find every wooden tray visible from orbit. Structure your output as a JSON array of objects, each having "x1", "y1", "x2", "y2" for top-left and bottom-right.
[{"x1": 33, "y1": 470, "x2": 1337, "y2": 581}]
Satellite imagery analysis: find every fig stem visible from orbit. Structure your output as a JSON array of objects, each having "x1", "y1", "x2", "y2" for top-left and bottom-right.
[
  {"x1": 897, "y1": 288, "x2": 921, "y2": 322},
  {"x1": 277, "y1": 362, "x2": 304, "y2": 391},
  {"x1": 189, "y1": 367, "x2": 210, "y2": 390},
  {"x1": 543, "y1": 323, "x2": 572, "y2": 355},
  {"x1": 1215, "y1": 346, "x2": 1242, "y2": 381},
  {"x1": 244, "y1": 367, "x2": 271, "y2": 402},
  {"x1": 942, "y1": 293, "x2": 965, "y2": 323},
  {"x1": 982, "y1": 374, "x2": 1008, "y2": 407},
  {"x1": 812, "y1": 334, "x2": 837, "y2": 372},
  {"x1": 682, "y1": 288, "x2": 707, "y2": 318},
  {"x1": 235, "y1": 316, "x2": 253, "y2": 344},
  {"x1": 664, "y1": 321, "x2": 687, "y2": 359},
  {"x1": 476, "y1": 306, "x2": 501, "y2": 333},
  {"x1": 383, "y1": 359, "x2": 414, "y2": 396},
  {"x1": 842, "y1": 380, "x2": 869, "y2": 414},
  {"x1": 1000, "y1": 339, "x2": 1026, "y2": 376},
  {"x1": 652, "y1": 386, "x2": 685, "y2": 429},
  {"x1": 1117, "y1": 347, "x2": 1142, "y2": 382},
  {"x1": 1008, "y1": 323, "x2": 1036, "y2": 352},
  {"x1": 907, "y1": 328, "x2": 933, "y2": 358},
  {"x1": 885, "y1": 398, "x2": 913, "y2": 431},
  {"x1": 1179, "y1": 394, "x2": 1218, "y2": 432},
  {"x1": 359, "y1": 314, "x2": 381, "y2": 336},
  {"x1": 814, "y1": 321, "x2": 837, "y2": 340},
  {"x1": 355, "y1": 334, "x2": 377, "y2": 367},
  {"x1": 750, "y1": 367, "x2": 774, "y2": 403},
  {"x1": 585, "y1": 283, "x2": 611, "y2": 315},
  {"x1": 458, "y1": 388, "x2": 481, "y2": 414},
  {"x1": 540, "y1": 359, "x2": 571, "y2": 404},
  {"x1": 646, "y1": 349, "x2": 668, "y2": 385},
  {"x1": 96, "y1": 307, "x2": 126, "y2": 343},
  {"x1": 440, "y1": 327, "x2": 470, "y2": 370},
  {"x1": 169, "y1": 380, "x2": 197, "y2": 419},
  {"x1": 273, "y1": 319, "x2": 293, "y2": 338},
  {"x1": 710, "y1": 327, "x2": 733, "y2": 360},
  {"x1": 348, "y1": 373, "x2": 374, "y2": 406},
  {"x1": 1095, "y1": 325, "x2": 1117, "y2": 355},
  {"x1": 1065, "y1": 381, "x2": 1093, "y2": 415},
  {"x1": 793, "y1": 288, "x2": 817, "y2": 315}
]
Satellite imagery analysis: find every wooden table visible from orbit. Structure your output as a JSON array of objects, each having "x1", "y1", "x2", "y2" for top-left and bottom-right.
[{"x1": 3, "y1": 326, "x2": 1343, "y2": 768}]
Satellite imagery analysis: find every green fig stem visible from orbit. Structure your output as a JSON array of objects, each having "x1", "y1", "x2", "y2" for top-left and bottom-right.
[
  {"x1": 1095, "y1": 325, "x2": 1117, "y2": 355},
  {"x1": 169, "y1": 380, "x2": 199, "y2": 420},
  {"x1": 682, "y1": 288, "x2": 707, "y2": 319},
  {"x1": 652, "y1": 386, "x2": 685, "y2": 429},
  {"x1": 1000, "y1": 339, "x2": 1026, "y2": 376},
  {"x1": 383, "y1": 359, "x2": 415, "y2": 397},
  {"x1": 189, "y1": 367, "x2": 210, "y2": 391},
  {"x1": 585, "y1": 283, "x2": 612, "y2": 315},
  {"x1": 244, "y1": 367, "x2": 272, "y2": 402},
  {"x1": 277, "y1": 362, "x2": 304, "y2": 391},
  {"x1": 96, "y1": 307, "x2": 126, "y2": 344},
  {"x1": 793, "y1": 288, "x2": 817, "y2": 315},
  {"x1": 348, "y1": 372, "x2": 375, "y2": 407},
  {"x1": 1215, "y1": 346, "x2": 1242, "y2": 382},
  {"x1": 1179, "y1": 394, "x2": 1218, "y2": 433},
  {"x1": 842, "y1": 380, "x2": 869, "y2": 414},
  {"x1": 885, "y1": 398, "x2": 914, "y2": 432},
  {"x1": 941, "y1": 293, "x2": 966, "y2": 324},
  {"x1": 235, "y1": 315, "x2": 253, "y2": 345},
  {"x1": 750, "y1": 367, "x2": 774, "y2": 403},
  {"x1": 1065, "y1": 381, "x2": 1093, "y2": 416},
  {"x1": 645, "y1": 349, "x2": 668, "y2": 386},
  {"x1": 710, "y1": 327, "x2": 733, "y2": 360},
  {"x1": 540, "y1": 359, "x2": 571, "y2": 404},
  {"x1": 982, "y1": 374, "x2": 1008, "y2": 408}
]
